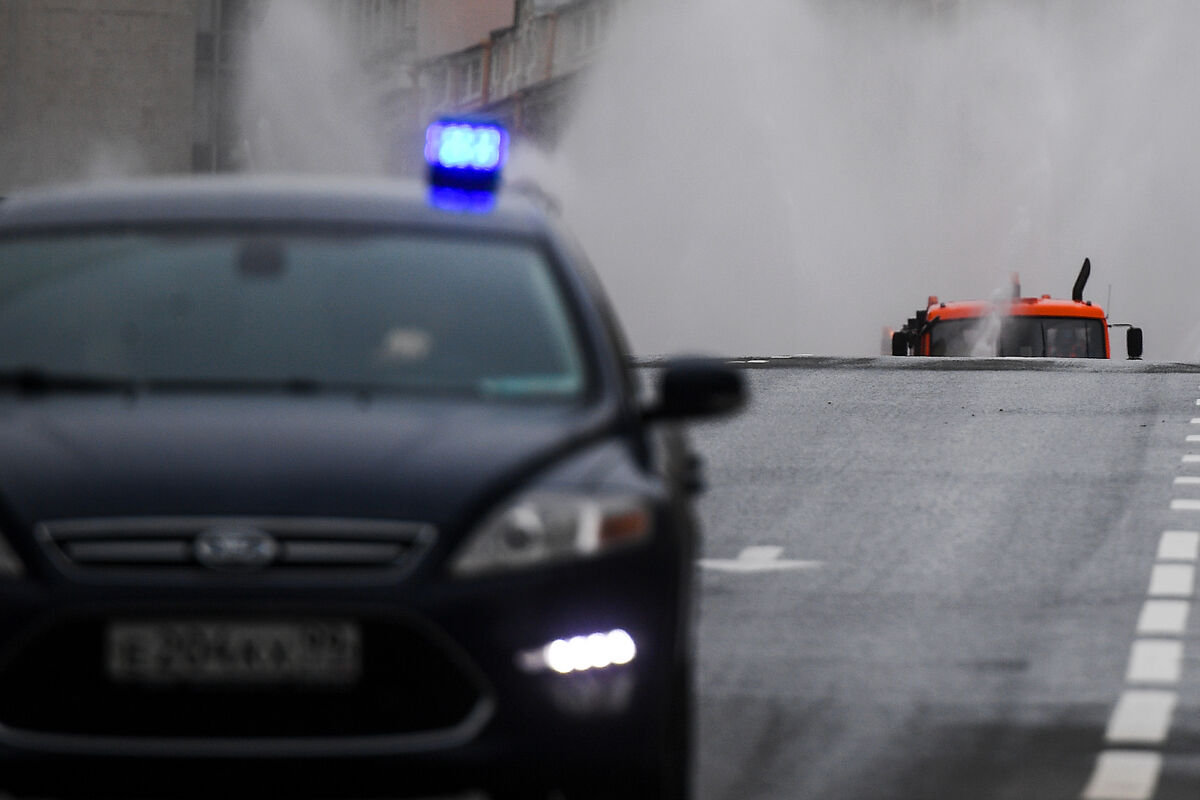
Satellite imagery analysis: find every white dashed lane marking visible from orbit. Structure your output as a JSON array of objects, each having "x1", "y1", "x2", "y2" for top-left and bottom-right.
[
  {"x1": 1084, "y1": 399, "x2": 1200, "y2": 795},
  {"x1": 1126, "y1": 640, "x2": 1184, "y2": 684},
  {"x1": 1081, "y1": 751, "x2": 1163, "y2": 800},
  {"x1": 698, "y1": 545, "x2": 823, "y2": 573},
  {"x1": 1105, "y1": 690, "x2": 1179, "y2": 744},
  {"x1": 1147, "y1": 563, "x2": 1196, "y2": 597},
  {"x1": 1136, "y1": 600, "x2": 1190, "y2": 635},
  {"x1": 1158, "y1": 531, "x2": 1200, "y2": 561}
]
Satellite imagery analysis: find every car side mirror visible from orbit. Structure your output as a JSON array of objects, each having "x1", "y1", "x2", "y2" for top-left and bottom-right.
[
  {"x1": 1127, "y1": 327, "x2": 1143, "y2": 360},
  {"x1": 643, "y1": 359, "x2": 746, "y2": 422}
]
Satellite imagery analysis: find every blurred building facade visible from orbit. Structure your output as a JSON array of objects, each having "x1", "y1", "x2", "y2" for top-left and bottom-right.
[
  {"x1": 0, "y1": 0, "x2": 196, "y2": 192},
  {"x1": 413, "y1": 0, "x2": 621, "y2": 149},
  {"x1": 1, "y1": 0, "x2": 964, "y2": 191},
  {"x1": 408, "y1": 0, "x2": 960, "y2": 147},
  {"x1": 194, "y1": 0, "x2": 514, "y2": 173},
  {"x1": 0, "y1": 0, "x2": 514, "y2": 191}
]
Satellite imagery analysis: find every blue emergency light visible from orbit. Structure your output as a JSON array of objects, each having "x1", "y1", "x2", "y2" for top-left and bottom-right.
[{"x1": 425, "y1": 119, "x2": 508, "y2": 193}]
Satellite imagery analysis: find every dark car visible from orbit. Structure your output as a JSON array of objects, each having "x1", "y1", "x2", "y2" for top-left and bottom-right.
[{"x1": 0, "y1": 124, "x2": 744, "y2": 799}]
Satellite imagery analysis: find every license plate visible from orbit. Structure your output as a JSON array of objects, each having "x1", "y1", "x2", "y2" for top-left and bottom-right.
[{"x1": 106, "y1": 620, "x2": 361, "y2": 686}]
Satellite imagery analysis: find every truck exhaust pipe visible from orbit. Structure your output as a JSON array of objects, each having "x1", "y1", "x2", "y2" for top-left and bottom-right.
[{"x1": 1072, "y1": 258, "x2": 1091, "y2": 302}]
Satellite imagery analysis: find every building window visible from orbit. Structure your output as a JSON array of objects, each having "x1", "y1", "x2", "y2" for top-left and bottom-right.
[
  {"x1": 195, "y1": 31, "x2": 215, "y2": 64},
  {"x1": 580, "y1": 10, "x2": 598, "y2": 51},
  {"x1": 465, "y1": 57, "x2": 484, "y2": 101},
  {"x1": 522, "y1": 27, "x2": 541, "y2": 80},
  {"x1": 492, "y1": 42, "x2": 511, "y2": 96},
  {"x1": 425, "y1": 68, "x2": 449, "y2": 110},
  {"x1": 196, "y1": 0, "x2": 216, "y2": 32}
]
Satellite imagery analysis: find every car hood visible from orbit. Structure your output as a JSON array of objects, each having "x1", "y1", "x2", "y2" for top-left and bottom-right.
[{"x1": 0, "y1": 393, "x2": 616, "y2": 531}]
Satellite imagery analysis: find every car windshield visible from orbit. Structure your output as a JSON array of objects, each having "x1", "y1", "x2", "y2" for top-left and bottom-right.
[
  {"x1": 929, "y1": 315, "x2": 1107, "y2": 358},
  {"x1": 0, "y1": 231, "x2": 586, "y2": 399}
]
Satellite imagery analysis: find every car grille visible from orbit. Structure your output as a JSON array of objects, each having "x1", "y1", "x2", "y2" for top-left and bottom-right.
[
  {"x1": 37, "y1": 517, "x2": 435, "y2": 576},
  {"x1": 0, "y1": 616, "x2": 487, "y2": 740}
]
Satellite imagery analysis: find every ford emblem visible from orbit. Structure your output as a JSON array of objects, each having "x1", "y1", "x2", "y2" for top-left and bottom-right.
[{"x1": 194, "y1": 527, "x2": 278, "y2": 571}]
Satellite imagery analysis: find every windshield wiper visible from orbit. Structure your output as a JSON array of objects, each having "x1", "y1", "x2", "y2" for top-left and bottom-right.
[
  {"x1": 141, "y1": 376, "x2": 329, "y2": 394},
  {"x1": 140, "y1": 376, "x2": 488, "y2": 398},
  {"x1": 0, "y1": 371, "x2": 364, "y2": 398},
  {"x1": 0, "y1": 370, "x2": 481, "y2": 399},
  {"x1": 0, "y1": 367, "x2": 140, "y2": 395},
  {"x1": 0, "y1": 369, "x2": 326, "y2": 395}
]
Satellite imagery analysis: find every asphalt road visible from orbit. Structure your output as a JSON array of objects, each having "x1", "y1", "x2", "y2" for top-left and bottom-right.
[
  {"x1": 690, "y1": 357, "x2": 1200, "y2": 800},
  {"x1": 15, "y1": 358, "x2": 1198, "y2": 800}
]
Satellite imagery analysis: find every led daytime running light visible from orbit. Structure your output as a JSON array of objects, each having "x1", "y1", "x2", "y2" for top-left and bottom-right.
[{"x1": 542, "y1": 629, "x2": 637, "y2": 675}]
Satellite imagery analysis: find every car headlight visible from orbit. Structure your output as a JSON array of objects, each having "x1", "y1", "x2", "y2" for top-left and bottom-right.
[{"x1": 450, "y1": 491, "x2": 652, "y2": 577}]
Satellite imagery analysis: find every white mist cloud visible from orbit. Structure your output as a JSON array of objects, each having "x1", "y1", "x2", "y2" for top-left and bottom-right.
[
  {"x1": 82, "y1": 141, "x2": 149, "y2": 183},
  {"x1": 516, "y1": 0, "x2": 1200, "y2": 360},
  {"x1": 238, "y1": 0, "x2": 387, "y2": 174}
]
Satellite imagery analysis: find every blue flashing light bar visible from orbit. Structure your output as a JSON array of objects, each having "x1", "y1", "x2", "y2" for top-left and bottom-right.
[
  {"x1": 427, "y1": 186, "x2": 497, "y2": 215},
  {"x1": 425, "y1": 119, "x2": 508, "y2": 193}
]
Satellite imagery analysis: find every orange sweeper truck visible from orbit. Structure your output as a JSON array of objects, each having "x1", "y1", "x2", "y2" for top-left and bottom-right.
[{"x1": 887, "y1": 259, "x2": 1143, "y2": 360}]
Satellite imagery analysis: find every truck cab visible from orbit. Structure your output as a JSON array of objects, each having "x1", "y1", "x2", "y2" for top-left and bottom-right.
[{"x1": 888, "y1": 260, "x2": 1143, "y2": 360}]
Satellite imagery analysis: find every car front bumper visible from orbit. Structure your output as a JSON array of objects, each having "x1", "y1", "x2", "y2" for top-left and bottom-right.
[{"x1": 0, "y1": 541, "x2": 689, "y2": 797}]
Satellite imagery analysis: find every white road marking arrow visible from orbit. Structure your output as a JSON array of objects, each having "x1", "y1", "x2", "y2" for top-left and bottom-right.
[{"x1": 698, "y1": 545, "x2": 823, "y2": 573}]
